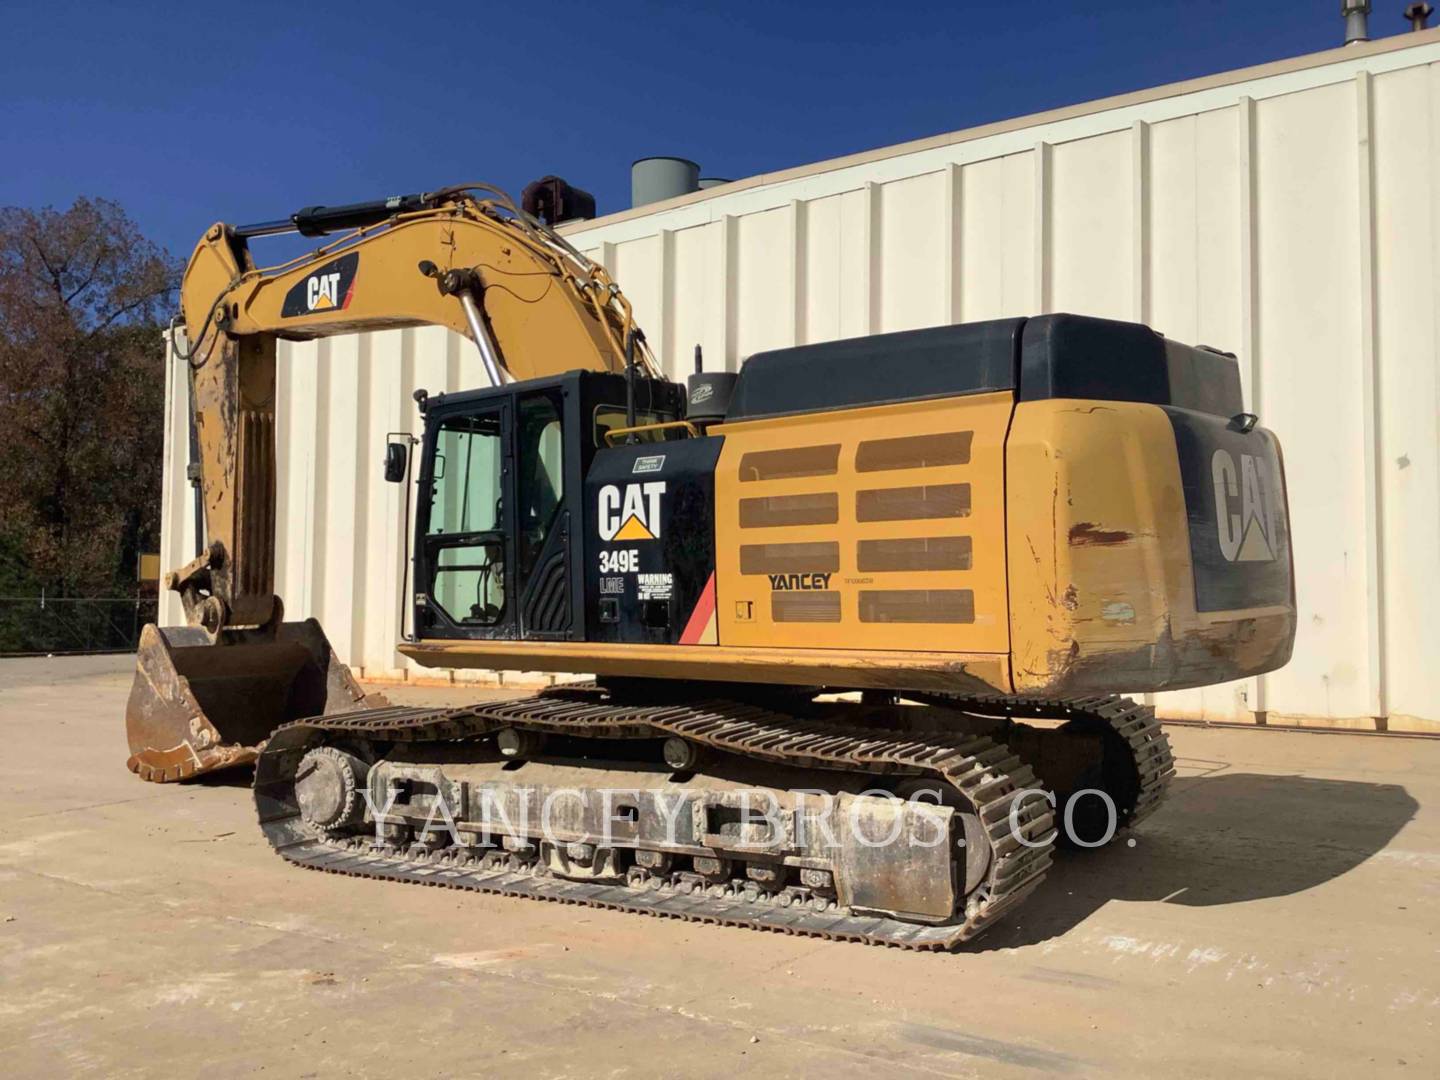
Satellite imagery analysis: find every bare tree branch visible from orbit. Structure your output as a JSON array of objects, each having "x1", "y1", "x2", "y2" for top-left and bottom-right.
[{"x1": 0, "y1": 197, "x2": 178, "y2": 598}]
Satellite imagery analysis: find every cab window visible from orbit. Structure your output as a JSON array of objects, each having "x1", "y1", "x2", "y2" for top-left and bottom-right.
[
  {"x1": 426, "y1": 411, "x2": 505, "y2": 625},
  {"x1": 517, "y1": 391, "x2": 565, "y2": 577},
  {"x1": 593, "y1": 405, "x2": 673, "y2": 446}
]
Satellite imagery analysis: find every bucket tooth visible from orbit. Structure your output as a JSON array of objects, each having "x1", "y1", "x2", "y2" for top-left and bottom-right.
[{"x1": 125, "y1": 619, "x2": 379, "y2": 783}]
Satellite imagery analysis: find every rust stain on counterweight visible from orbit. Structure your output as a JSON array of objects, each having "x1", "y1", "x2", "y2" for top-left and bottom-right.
[{"x1": 1068, "y1": 522, "x2": 1133, "y2": 547}]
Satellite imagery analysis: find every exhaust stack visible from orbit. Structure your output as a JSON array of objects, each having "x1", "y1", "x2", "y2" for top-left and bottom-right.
[{"x1": 1342, "y1": 0, "x2": 1371, "y2": 43}]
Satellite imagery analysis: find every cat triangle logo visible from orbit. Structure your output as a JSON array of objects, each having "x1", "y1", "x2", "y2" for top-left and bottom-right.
[
  {"x1": 1211, "y1": 448, "x2": 1277, "y2": 564},
  {"x1": 306, "y1": 270, "x2": 343, "y2": 311},
  {"x1": 1234, "y1": 515, "x2": 1275, "y2": 562},
  {"x1": 598, "y1": 481, "x2": 666, "y2": 542},
  {"x1": 613, "y1": 514, "x2": 656, "y2": 541},
  {"x1": 282, "y1": 253, "x2": 359, "y2": 319}
]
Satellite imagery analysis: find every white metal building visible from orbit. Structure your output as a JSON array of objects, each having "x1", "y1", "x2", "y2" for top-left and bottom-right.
[{"x1": 161, "y1": 29, "x2": 1440, "y2": 732}]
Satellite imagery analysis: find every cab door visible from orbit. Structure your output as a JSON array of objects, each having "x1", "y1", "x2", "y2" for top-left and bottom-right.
[
  {"x1": 416, "y1": 401, "x2": 516, "y2": 639},
  {"x1": 514, "y1": 387, "x2": 572, "y2": 638}
]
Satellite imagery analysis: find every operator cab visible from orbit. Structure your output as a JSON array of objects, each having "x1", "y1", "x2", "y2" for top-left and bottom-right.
[{"x1": 394, "y1": 371, "x2": 684, "y2": 643}]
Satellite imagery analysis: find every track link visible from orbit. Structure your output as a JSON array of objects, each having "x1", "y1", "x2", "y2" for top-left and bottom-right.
[
  {"x1": 908, "y1": 692, "x2": 1176, "y2": 830},
  {"x1": 253, "y1": 689, "x2": 1171, "y2": 950}
]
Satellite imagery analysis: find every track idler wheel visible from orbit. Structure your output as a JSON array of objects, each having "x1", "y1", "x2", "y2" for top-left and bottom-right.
[{"x1": 295, "y1": 747, "x2": 370, "y2": 833}]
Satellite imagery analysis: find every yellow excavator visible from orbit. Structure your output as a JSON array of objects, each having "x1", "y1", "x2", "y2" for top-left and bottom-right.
[{"x1": 127, "y1": 182, "x2": 1295, "y2": 948}]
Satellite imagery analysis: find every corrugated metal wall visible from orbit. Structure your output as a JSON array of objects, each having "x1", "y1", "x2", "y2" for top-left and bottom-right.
[{"x1": 161, "y1": 33, "x2": 1440, "y2": 731}]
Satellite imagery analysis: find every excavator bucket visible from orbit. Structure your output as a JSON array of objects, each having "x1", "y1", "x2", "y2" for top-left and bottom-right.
[{"x1": 126, "y1": 619, "x2": 379, "y2": 782}]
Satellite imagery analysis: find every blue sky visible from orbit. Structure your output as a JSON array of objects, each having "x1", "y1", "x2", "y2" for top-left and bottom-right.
[{"x1": 1, "y1": 1, "x2": 1408, "y2": 259}]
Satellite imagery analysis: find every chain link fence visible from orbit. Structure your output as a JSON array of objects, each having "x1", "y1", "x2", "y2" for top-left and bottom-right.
[{"x1": 0, "y1": 595, "x2": 158, "y2": 656}]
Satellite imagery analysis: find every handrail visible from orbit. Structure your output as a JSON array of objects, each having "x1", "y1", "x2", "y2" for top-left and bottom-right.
[{"x1": 602, "y1": 420, "x2": 700, "y2": 447}]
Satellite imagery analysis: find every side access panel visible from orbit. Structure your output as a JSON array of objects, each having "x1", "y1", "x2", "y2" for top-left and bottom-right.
[{"x1": 711, "y1": 391, "x2": 1013, "y2": 659}]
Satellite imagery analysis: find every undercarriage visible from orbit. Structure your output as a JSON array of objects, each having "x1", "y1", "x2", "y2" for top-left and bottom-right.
[{"x1": 256, "y1": 686, "x2": 1173, "y2": 949}]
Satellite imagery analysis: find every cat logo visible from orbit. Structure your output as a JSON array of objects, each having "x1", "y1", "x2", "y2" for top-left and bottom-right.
[
  {"x1": 280, "y1": 251, "x2": 359, "y2": 318},
  {"x1": 598, "y1": 481, "x2": 665, "y2": 542},
  {"x1": 307, "y1": 272, "x2": 342, "y2": 311},
  {"x1": 1212, "y1": 449, "x2": 1278, "y2": 563}
]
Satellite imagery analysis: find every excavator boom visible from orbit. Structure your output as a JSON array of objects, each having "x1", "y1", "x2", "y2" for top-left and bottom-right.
[{"x1": 128, "y1": 183, "x2": 656, "y2": 780}]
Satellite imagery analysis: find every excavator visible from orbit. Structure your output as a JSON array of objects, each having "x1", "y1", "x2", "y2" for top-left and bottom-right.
[{"x1": 125, "y1": 182, "x2": 1296, "y2": 949}]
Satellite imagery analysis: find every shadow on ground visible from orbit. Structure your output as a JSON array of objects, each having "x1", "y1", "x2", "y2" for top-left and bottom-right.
[
  {"x1": 192, "y1": 764, "x2": 256, "y2": 789},
  {"x1": 976, "y1": 766, "x2": 1419, "y2": 950}
]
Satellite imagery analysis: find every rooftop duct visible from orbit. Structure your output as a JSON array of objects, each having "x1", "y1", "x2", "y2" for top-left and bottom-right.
[{"x1": 631, "y1": 157, "x2": 700, "y2": 208}]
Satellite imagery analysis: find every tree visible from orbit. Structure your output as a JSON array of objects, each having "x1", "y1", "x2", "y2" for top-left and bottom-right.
[{"x1": 0, "y1": 197, "x2": 179, "y2": 647}]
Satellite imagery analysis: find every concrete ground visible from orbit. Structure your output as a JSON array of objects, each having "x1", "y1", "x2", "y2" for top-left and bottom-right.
[{"x1": 1, "y1": 655, "x2": 1436, "y2": 1078}]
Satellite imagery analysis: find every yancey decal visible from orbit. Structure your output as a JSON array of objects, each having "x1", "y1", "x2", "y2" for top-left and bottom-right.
[
  {"x1": 598, "y1": 481, "x2": 665, "y2": 542},
  {"x1": 280, "y1": 251, "x2": 359, "y2": 318},
  {"x1": 768, "y1": 572, "x2": 832, "y2": 590},
  {"x1": 1210, "y1": 449, "x2": 1278, "y2": 563}
]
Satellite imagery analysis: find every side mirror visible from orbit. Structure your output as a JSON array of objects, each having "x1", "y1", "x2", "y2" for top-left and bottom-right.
[{"x1": 383, "y1": 440, "x2": 409, "y2": 483}]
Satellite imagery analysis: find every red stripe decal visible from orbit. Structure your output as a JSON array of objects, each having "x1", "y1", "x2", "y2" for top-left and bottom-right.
[{"x1": 678, "y1": 572, "x2": 716, "y2": 645}]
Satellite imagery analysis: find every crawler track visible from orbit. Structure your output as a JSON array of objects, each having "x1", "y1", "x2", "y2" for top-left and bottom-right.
[
  {"x1": 908, "y1": 691, "x2": 1175, "y2": 830},
  {"x1": 253, "y1": 688, "x2": 1172, "y2": 950}
]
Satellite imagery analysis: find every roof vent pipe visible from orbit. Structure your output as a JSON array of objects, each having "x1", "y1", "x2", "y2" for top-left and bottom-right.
[
  {"x1": 1405, "y1": 3, "x2": 1433, "y2": 30},
  {"x1": 631, "y1": 157, "x2": 700, "y2": 208},
  {"x1": 1342, "y1": 0, "x2": 1371, "y2": 43}
]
